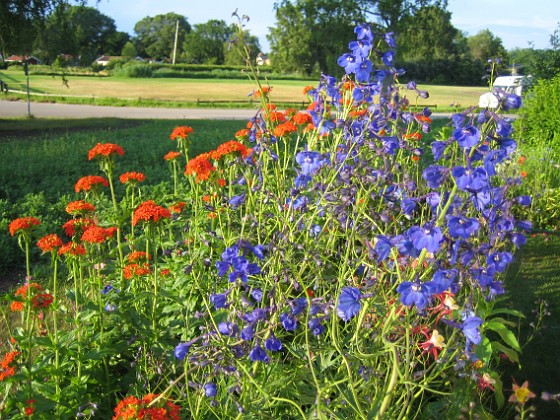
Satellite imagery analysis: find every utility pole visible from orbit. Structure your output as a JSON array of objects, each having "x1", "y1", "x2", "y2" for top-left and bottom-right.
[{"x1": 172, "y1": 20, "x2": 179, "y2": 65}]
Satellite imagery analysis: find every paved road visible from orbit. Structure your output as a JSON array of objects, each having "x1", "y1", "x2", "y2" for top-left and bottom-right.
[{"x1": 0, "y1": 100, "x2": 258, "y2": 120}]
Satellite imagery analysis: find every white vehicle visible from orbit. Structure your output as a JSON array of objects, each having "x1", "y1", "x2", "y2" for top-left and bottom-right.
[{"x1": 478, "y1": 76, "x2": 528, "y2": 109}]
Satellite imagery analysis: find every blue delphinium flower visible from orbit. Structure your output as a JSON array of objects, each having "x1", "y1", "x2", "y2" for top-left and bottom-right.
[
  {"x1": 229, "y1": 193, "x2": 246, "y2": 209},
  {"x1": 349, "y1": 39, "x2": 372, "y2": 58},
  {"x1": 447, "y1": 215, "x2": 479, "y2": 239},
  {"x1": 453, "y1": 126, "x2": 480, "y2": 148},
  {"x1": 337, "y1": 287, "x2": 362, "y2": 321},
  {"x1": 210, "y1": 292, "x2": 229, "y2": 309},
  {"x1": 397, "y1": 280, "x2": 433, "y2": 310},
  {"x1": 218, "y1": 322, "x2": 238, "y2": 336},
  {"x1": 308, "y1": 318, "x2": 325, "y2": 336},
  {"x1": 452, "y1": 166, "x2": 489, "y2": 192},
  {"x1": 240, "y1": 326, "x2": 255, "y2": 341},
  {"x1": 355, "y1": 24, "x2": 373, "y2": 42},
  {"x1": 227, "y1": 256, "x2": 261, "y2": 283},
  {"x1": 280, "y1": 312, "x2": 298, "y2": 331},
  {"x1": 249, "y1": 344, "x2": 270, "y2": 363},
  {"x1": 291, "y1": 297, "x2": 308, "y2": 315},
  {"x1": 174, "y1": 342, "x2": 192, "y2": 360},
  {"x1": 486, "y1": 251, "x2": 513, "y2": 273},
  {"x1": 409, "y1": 224, "x2": 444, "y2": 253},
  {"x1": 204, "y1": 382, "x2": 217, "y2": 398},
  {"x1": 373, "y1": 235, "x2": 393, "y2": 262},
  {"x1": 462, "y1": 315, "x2": 483, "y2": 346},
  {"x1": 264, "y1": 334, "x2": 283, "y2": 352},
  {"x1": 429, "y1": 269, "x2": 458, "y2": 294},
  {"x1": 423, "y1": 165, "x2": 449, "y2": 189}
]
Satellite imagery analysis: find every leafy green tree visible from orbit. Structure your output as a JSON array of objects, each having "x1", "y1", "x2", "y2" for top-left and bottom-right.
[
  {"x1": 0, "y1": 0, "x2": 80, "y2": 59},
  {"x1": 133, "y1": 13, "x2": 191, "y2": 60},
  {"x1": 34, "y1": 5, "x2": 125, "y2": 65},
  {"x1": 224, "y1": 29, "x2": 261, "y2": 66},
  {"x1": 183, "y1": 20, "x2": 234, "y2": 64},
  {"x1": 398, "y1": 6, "x2": 458, "y2": 61},
  {"x1": 467, "y1": 29, "x2": 508, "y2": 64},
  {"x1": 121, "y1": 41, "x2": 137, "y2": 59},
  {"x1": 526, "y1": 23, "x2": 560, "y2": 80}
]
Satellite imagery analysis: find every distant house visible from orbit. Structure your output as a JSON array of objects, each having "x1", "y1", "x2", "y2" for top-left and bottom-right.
[
  {"x1": 5, "y1": 55, "x2": 41, "y2": 65},
  {"x1": 94, "y1": 55, "x2": 123, "y2": 66},
  {"x1": 256, "y1": 52, "x2": 271, "y2": 66}
]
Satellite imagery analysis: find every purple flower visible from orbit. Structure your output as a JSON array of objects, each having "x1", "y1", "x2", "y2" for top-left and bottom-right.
[
  {"x1": 308, "y1": 318, "x2": 325, "y2": 336},
  {"x1": 486, "y1": 251, "x2": 513, "y2": 273},
  {"x1": 295, "y1": 150, "x2": 328, "y2": 176},
  {"x1": 384, "y1": 32, "x2": 396, "y2": 47},
  {"x1": 356, "y1": 59, "x2": 373, "y2": 83},
  {"x1": 337, "y1": 287, "x2": 362, "y2": 321},
  {"x1": 349, "y1": 40, "x2": 371, "y2": 58},
  {"x1": 218, "y1": 322, "x2": 238, "y2": 336},
  {"x1": 249, "y1": 344, "x2": 270, "y2": 362},
  {"x1": 429, "y1": 269, "x2": 458, "y2": 294},
  {"x1": 453, "y1": 126, "x2": 480, "y2": 148},
  {"x1": 338, "y1": 53, "x2": 359, "y2": 74},
  {"x1": 174, "y1": 342, "x2": 191, "y2": 360},
  {"x1": 355, "y1": 24, "x2": 373, "y2": 42},
  {"x1": 240, "y1": 326, "x2": 255, "y2": 341},
  {"x1": 228, "y1": 256, "x2": 261, "y2": 283},
  {"x1": 373, "y1": 235, "x2": 393, "y2": 262},
  {"x1": 280, "y1": 313, "x2": 298, "y2": 331},
  {"x1": 423, "y1": 165, "x2": 449, "y2": 189},
  {"x1": 229, "y1": 193, "x2": 246, "y2": 209},
  {"x1": 397, "y1": 280, "x2": 433, "y2": 310},
  {"x1": 409, "y1": 224, "x2": 444, "y2": 253},
  {"x1": 204, "y1": 382, "x2": 217, "y2": 398},
  {"x1": 210, "y1": 292, "x2": 229, "y2": 309},
  {"x1": 462, "y1": 315, "x2": 483, "y2": 346},
  {"x1": 264, "y1": 334, "x2": 283, "y2": 352},
  {"x1": 452, "y1": 167, "x2": 489, "y2": 192},
  {"x1": 382, "y1": 51, "x2": 395, "y2": 67},
  {"x1": 250, "y1": 288, "x2": 263, "y2": 302},
  {"x1": 448, "y1": 215, "x2": 479, "y2": 239},
  {"x1": 503, "y1": 94, "x2": 522, "y2": 110},
  {"x1": 290, "y1": 297, "x2": 308, "y2": 315}
]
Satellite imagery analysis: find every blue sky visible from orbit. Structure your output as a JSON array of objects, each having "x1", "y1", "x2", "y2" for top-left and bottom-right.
[{"x1": 94, "y1": 0, "x2": 559, "y2": 52}]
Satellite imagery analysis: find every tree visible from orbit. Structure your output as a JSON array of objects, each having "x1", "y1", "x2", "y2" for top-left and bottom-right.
[
  {"x1": 34, "y1": 5, "x2": 126, "y2": 65},
  {"x1": 183, "y1": 20, "x2": 234, "y2": 64},
  {"x1": 224, "y1": 29, "x2": 261, "y2": 66},
  {"x1": 269, "y1": 0, "x2": 449, "y2": 76},
  {"x1": 398, "y1": 6, "x2": 458, "y2": 61},
  {"x1": 133, "y1": 13, "x2": 191, "y2": 60},
  {"x1": 526, "y1": 23, "x2": 560, "y2": 80},
  {"x1": 467, "y1": 29, "x2": 508, "y2": 64},
  {"x1": 269, "y1": 0, "x2": 362, "y2": 75},
  {"x1": 121, "y1": 41, "x2": 137, "y2": 59}
]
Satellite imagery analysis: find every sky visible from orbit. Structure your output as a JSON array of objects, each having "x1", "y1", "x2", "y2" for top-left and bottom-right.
[{"x1": 94, "y1": 0, "x2": 559, "y2": 53}]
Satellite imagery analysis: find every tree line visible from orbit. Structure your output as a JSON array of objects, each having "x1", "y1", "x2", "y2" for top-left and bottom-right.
[{"x1": 1, "y1": 0, "x2": 559, "y2": 84}]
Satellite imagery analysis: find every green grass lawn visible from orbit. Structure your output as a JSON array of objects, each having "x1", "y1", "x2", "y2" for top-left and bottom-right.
[{"x1": 0, "y1": 68, "x2": 487, "y2": 111}]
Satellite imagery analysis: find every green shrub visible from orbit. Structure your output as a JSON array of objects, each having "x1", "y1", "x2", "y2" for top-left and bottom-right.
[
  {"x1": 112, "y1": 61, "x2": 154, "y2": 78},
  {"x1": 515, "y1": 73, "x2": 560, "y2": 153}
]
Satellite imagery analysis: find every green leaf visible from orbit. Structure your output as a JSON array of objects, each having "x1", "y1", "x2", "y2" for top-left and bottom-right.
[
  {"x1": 484, "y1": 320, "x2": 522, "y2": 352},
  {"x1": 475, "y1": 337, "x2": 493, "y2": 364},
  {"x1": 491, "y1": 341, "x2": 520, "y2": 365}
]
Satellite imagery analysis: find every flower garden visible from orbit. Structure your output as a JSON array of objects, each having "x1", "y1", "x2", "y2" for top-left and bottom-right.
[{"x1": 0, "y1": 21, "x2": 557, "y2": 419}]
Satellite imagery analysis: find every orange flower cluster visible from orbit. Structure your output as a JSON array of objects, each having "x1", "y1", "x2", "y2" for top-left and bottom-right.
[
  {"x1": 168, "y1": 202, "x2": 186, "y2": 214},
  {"x1": 120, "y1": 172, "x2": 146, "y2": 184},
  {"x1": 81, "y1": 226, "x2": 117, "y2": 244},
  {"x1": 127, "y1": 251, "x2": 151, "y2": 263},
  {"x1": 184, "y1": 154, "x2": 216, "y2": 182},
  {"x1": 251, "y1": 86, "x2": 272, "y2": 98},
  {"x1": 75, "y1": 175, "x2": 109, "y2": 193},
  {"x1": 303, "y1": 85, "x2": 314, "y2": 95},
  {"x1": 403, "y1": 132, "x2": 423, "y2": 141},
  {"x1": 273, "y1": 121, "x2": 298, "y2": 138},
  {"x1": 24, "y1": 399, "x2": 35, "y2": 416},
  {"x1": 210, "y1": 140, "x2": 251, "y2": 160},
  {"x1": 9, "y1": 217, "x2": 40, "y2": 237},
  {"x1": 66, "y1": 200, "x2": 96, "y2": 215},
  {"x1": 37, "y1": 234, "x2": 63, "y2": 253},
  {"x1": 123, "y1": 263, "x2": 151, "y2": 280},
  {"x1": 291, "y1": 112, "x2": 313, "y2": 125},
  {"x1": 266, "y1": 110, "x2": 286, "y2": 124},
  {"x1": 132, "y1": 200, "x2": 171, "y2": 227},
  {"x1": 169, "y1": 126, "x2": 194, "y2": 141},
  {"x1": 235, "y1": 128, "x2": 250, "y2": 141},
  {"x1": 163, "y1": 151, "x2": 182, "y2": 161},
  {"x1": 10, "y1": 283, "x2": 53, "y2": 312},
  {"x1": 113, "y1": 394, "x2": 180, "y2": 420},
  {"x1": 63, "y1": 218, "x2": 95, "y2": 237},
  {"x1": 0, "y1": 351, "x2": 20, "y2": 382},
  {"x1": 88, "y1": 143, "x2": 125, "y2": 160},
  {"x1": 58, "y1": 242, "x2": 86, "y2": 257}
]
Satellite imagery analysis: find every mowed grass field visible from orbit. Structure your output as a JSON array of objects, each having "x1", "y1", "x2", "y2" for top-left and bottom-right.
[{"x1": 0, "y1": 68, "x2": 488, "y2": 109}]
